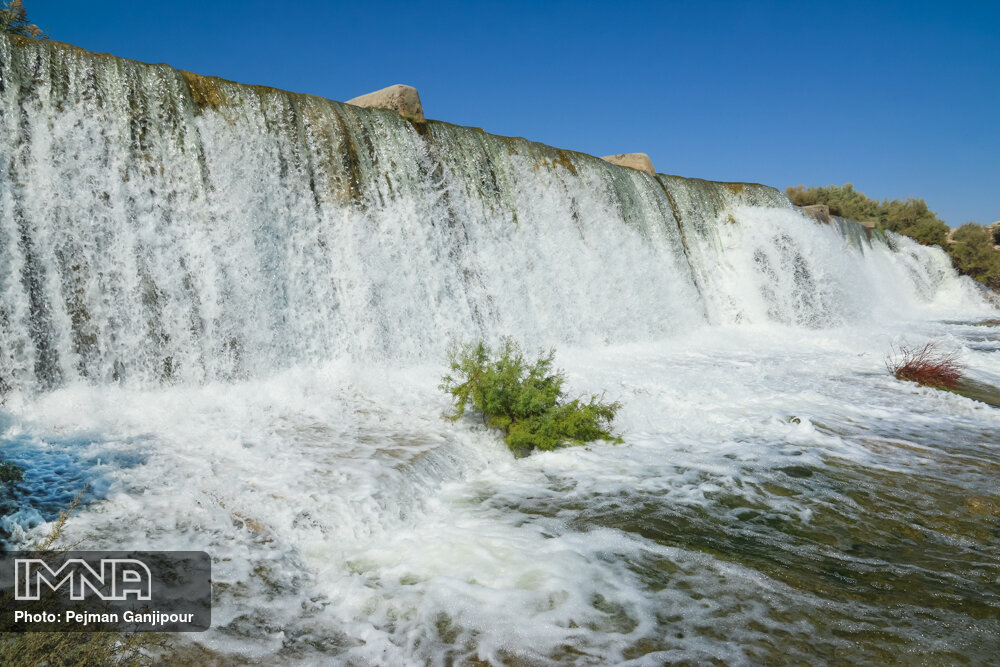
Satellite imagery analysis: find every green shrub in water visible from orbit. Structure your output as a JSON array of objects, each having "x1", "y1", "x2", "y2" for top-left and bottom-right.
[
  {"x1": 0, "y1": 460, "x2": 23, "y2": 487},
  {"x1": 440, "y1": 338, "x2": 622, "y2": 456}
]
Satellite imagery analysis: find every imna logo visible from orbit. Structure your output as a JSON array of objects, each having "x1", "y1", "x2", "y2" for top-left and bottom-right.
[
  {"x1": 3, "y1": 551, "x2": 211, "y2": 633},
  {"x1": 14, "y1": 558, "x2": 152, "y2": 601}
]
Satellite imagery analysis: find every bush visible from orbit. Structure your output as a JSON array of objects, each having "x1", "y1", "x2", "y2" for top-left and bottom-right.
[
  {"x1": 882, "y1": 197, "x2": 950, "y2": 246},
  {"x1": 786, "y1": 183, "x2": 882, "y2": 222},
  {"x1": 0, "y1": 1, "x2": 46, "y2": 38},
  {"x1": 949, "y1": 222, "x2": 1000, "y2": 286},
  {"x1": 0, "y1": 460, "x2": 23, "y2": 487},
  {"x1": 885, "y1": 342, "x2": 964, "y2": 390},
  {"x1": 440, "y1": 338, "x2": 622, "y2": 456},
  {"x1": 786, "y1": 183, "x2": 950, "y2": 246}
]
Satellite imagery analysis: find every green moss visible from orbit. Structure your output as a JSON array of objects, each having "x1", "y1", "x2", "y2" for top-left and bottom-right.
[
  {"x1": 440, "y1": 338, "x2": 622, "y2": 456},
  {"x1": 653, "y1": 180, "x2": 689, "y2": 249},
  {"x1": 950, "y1": 379, "x2": 1000, "y2": 408},
  {"x1": 551, "y1": 149, "x2": 578, "y2": 175},
  {"x1": 181, "y1": 70, "x2": 228, "y2": 110}
]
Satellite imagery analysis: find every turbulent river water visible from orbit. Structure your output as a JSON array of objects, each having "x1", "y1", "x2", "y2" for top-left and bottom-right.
[{"x1": 1, "y1": 35, "x2": 999, "y2": 665}]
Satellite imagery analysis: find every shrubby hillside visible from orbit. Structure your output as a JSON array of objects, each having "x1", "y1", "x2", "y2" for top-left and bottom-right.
[{"x1": 787, "y1": 184, "x2": 1000, "y2": 291}]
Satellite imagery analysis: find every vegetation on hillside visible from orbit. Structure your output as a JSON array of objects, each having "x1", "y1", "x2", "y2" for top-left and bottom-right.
[
  {"x1": 0, "y1": 1, "x2": 46, "y2": 38},
  {"x1": 787, "y1": 183, "x2": 1000, "y2": 290},
  {"x1": 950, "y1": 222, "x2": 1000, "y2": 290},
  {"x1": 441, "y1": 338, "x2": 622, "y2": 456},
  {"x1": 787, "y1": 183, "x2": 949, "y2": 246}
]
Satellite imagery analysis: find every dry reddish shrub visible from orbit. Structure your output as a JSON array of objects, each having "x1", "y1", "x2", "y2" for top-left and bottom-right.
[{"x1": 885, "y1": 342, "x2": 964, "y2": 390}]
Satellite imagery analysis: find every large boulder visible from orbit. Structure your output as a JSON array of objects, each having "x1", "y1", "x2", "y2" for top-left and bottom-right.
[
  {"x1": 346, "y1": 84, "x2": 424, "y2": 122},
  {"x1": 798, "y1": 204, "x2": 832, "y2": 224},
  {"x1": 600, "y1": 153, "x2": 655, "y2": 176}
]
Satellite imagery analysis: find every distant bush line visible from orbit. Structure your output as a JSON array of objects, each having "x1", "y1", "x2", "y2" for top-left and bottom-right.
[{"x1": 787, "y1": 184, "x2": 1000, "y2": 291}]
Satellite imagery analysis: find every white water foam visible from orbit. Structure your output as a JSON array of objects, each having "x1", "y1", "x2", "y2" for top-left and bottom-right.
[{"x1": 4, "y1": 318, "x2": 999, "y2": 664}]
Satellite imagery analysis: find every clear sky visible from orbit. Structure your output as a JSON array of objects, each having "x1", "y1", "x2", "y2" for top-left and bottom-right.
[{"x1": 27, "y1": 0, "x2": 1000, "y2": 226}]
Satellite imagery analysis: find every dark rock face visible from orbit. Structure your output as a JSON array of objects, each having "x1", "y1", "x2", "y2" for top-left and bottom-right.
[{"x1": 797, "y1": 204, "x2": 832, "y2": 224}]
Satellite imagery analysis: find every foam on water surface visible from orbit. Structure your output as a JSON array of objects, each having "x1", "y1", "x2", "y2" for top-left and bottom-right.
[{"x1": 4, "y1": 322, "x2": 1000, "y2": 664}]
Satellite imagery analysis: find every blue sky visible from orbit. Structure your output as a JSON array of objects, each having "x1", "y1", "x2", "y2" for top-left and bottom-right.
[{"x1": 29, "y1": 1, "x2": 1000, "y2": 225}]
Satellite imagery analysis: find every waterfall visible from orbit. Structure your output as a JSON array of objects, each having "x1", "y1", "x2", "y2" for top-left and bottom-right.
[
  {"x1": 3, "y1": 35, "x2": 1000, "y2": 666},
  {"x1": 0, "y1": 35, "x2": 986, "y2": 393}
]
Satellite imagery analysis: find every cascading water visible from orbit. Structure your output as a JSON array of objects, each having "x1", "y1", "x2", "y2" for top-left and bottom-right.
[
  {"x1": 2, "y1": 35, "x2": 999, "y2": 665},
  {"x1": 1, "y1": 34, "x2": 713, "y2": 391}
]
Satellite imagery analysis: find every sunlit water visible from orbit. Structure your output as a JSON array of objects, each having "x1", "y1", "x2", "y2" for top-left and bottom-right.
[{"x1": 1, "y1": 35, "x2": 999, "y2": 665}]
